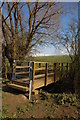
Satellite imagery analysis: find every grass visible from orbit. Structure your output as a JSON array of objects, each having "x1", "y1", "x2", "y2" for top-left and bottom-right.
[
  {"x1": 16, "y1": 103, "x2": 34, "y2": 113},
  {"x1": 52, "y1": 93, "x2": 78, "y2": 105},
  {"x1": 2, "y1": 106, "x2": 8, "y2": 119},
  {"x1": 6, "y1": 55, "x2": 71, "y2": 65},
  {"x1": 16, "y1": 105, "x2": 28, "y2": 112},
  {"x1": 33, "y1": 55, "x2": 71, "y2": 63}
]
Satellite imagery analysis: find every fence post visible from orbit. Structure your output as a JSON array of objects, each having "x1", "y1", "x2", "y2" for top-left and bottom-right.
[
  {"x1": 45, "y1": 63, "x2": 48, "y2": 86},
  {"x1": 12, "y1": 60, "x2": 16, "y2": 80},
  {"x1": 61, "y1": 63, "x2": 63, "y2": 80},
  {"x1": 39, "y1": 63, "x2": 41, "y2": 68},
  {"x1": 28, "y1": 62, "x2": 30, "y2": 78},
  {"x1": 29, "y1": 61, "x2": 35, "y2": 100},
  {"x1": 54, "y1": 63, "x2": 56, "y2": 82},
  {"x1": 66, "y1": 63, "x2": 68, "y2": 78},
  {"x1": 59, "y1": 63, "x2": 61, "y2": 80}
]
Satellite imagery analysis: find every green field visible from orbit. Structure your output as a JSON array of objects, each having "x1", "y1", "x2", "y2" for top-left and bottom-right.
[
  {"x1": 6, "y1": 55, "x2": 71, "y2": 67},
  {"x1": 26, "y1": 55, "x2": 71, "y2": 63}
]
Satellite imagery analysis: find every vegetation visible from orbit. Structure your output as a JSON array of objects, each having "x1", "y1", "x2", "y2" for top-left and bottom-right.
[
  {"x1": 52, "y1": 93, "x2": 77, "y2": 105},
  {"x1": 33, "y1": 55, "x2": 71, "y2": 63}
]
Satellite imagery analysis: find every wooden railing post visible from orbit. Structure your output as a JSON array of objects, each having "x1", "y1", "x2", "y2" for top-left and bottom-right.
[
  {"x1": 12, "y1": 60, "x2": 16, "y2": 80},
  {"x1": 32, "y1": 62, "x2": 35, "y2": 85},
  {"x1": 39, "y1": 63, "x2": 41, "y2": 68},
  {"x1": 61, "y1": 63, "x2": 63, "y2": 79},
  {"x1": 29, "y1": 61, "x2": 35, "y2": 100},
  {"x1": 54, "y1": 63, "x2": 56, "y2": 82},
  {"x1": 66, "y1": 63, "x2": 68, "y2": 78},
  {"x1": 28, "y1": 62, "x2": 30, "y2": 77},
  {"x1": 59, "y1": 63, "x2": 61, "y2": 80},
  {"x1": 45, "y1": 63, "x2": 48, "y2": 86}
]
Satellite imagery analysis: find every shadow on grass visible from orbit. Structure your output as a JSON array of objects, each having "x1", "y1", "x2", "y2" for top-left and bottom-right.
[{"x1": 41, "y1": 78, "x2": 75, "y2": 94}]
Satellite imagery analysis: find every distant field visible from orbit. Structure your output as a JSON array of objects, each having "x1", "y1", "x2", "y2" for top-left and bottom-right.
[
  {"x1": 30, "y1": 55, "x2": 71, "y2": 63},
  {"x1": 6, "y1": 55, "x2": 71, "y2": 66}
]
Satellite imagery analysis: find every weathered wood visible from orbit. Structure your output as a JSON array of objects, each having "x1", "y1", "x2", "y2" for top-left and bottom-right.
[
  {"x1": 16, "y1": 66, "x2": 30, "y2": 69},
  {"x1": 29, "y1": 62, "x2": 35, "y2": 100},
  {"x1": 16, "y1": 71, "x2": 29, "y2": 75},
  {"x1": 45, "y1": 63, "x2": 48, "y2": 86},
  {"x1": 32, "y1": 62, "x2": 35, "y2": 83},
  {"x1": 12, "y1": 60, "x2": 16, "y2": 80},
  {"x1": 35, "y1": 62, "x2": 48, "y2": 64},
  {"x1": 9, "y1": 60, "x2": 71, "y2": 100},
  {"x1": 35, "y1": 74, "x2": 45, "y2": 79},
  {"x1": 16, "y1": 78, "x2": 29, "y2": 81},
  {"x1": 48, "y1": 72, "x2": 54, "y2": 76},
  {"x1": 8, "y1": 83, "x2": 29, "y2": 92},
  {"x1": 35, "y1": 67, "x2": 45, "y2": 71},
  {"x1": 12, "y1": 80, "x2": 30, "y2": 87}
]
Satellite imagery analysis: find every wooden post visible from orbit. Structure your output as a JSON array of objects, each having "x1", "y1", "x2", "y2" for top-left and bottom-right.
[
  {"x1": 66, "y1": 63, "x2": 68, "y2": 78},
  {"x1": 59, "y1": 63, "x2": 61, "y2": 80},
  {"x1": 54, "y1": 63, "x2": 56, "y2": 82},
  {"x1": 32, "y1": 62, "x2": 35, "y2": 84},
  {"x1": 39, "y1": 63, "x2": 41, "y2": 68},
  {"x1": 29, "y1": 61, "x2": 35, "y2": 100},
  {"x1": 45, "y1": 63, "x2": 48, "y2": 86},
  {"x1": 28, "y1": 62, "x2": 30, "y2": 77},
  {"x1": 61, "y1": 63, "x2": 63, "y2": 79}
]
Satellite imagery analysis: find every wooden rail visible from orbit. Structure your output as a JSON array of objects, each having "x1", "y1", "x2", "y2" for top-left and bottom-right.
[{"x1": 8, "y1": 61, "x2": 71, "y2": 100}]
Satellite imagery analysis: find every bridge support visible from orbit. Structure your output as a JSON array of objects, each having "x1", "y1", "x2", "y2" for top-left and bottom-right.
[{"x1": 29, "y1": 62, "x2": 34, "y2": 100}]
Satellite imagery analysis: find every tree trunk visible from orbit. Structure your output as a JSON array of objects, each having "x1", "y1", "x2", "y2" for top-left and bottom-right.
[
  {"x1": 9, "y1": 59, "x2": 13, "y2": 80},
  {"x1": 73, "y1": 57, "x2": 80, "y2": 99}
]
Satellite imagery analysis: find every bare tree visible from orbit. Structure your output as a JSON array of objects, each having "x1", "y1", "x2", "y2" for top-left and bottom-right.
[
  {"x1": 56, "y1": 19, "x2": 80, "y2": 98},
  {"x1": 1, "y1": 2, "x2": 63, "y2": 78}
]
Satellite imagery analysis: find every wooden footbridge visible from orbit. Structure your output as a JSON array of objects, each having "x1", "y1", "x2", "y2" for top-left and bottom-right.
[{"x1": 8, "y1": 61, "x2": 71, "y2": 99}]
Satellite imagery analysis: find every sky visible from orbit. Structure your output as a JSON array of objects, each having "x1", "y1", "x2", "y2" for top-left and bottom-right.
[
  {"x1": 34, "y1": 2, "x2": 78, "y2": 56},
  {"x1": 2, "y1": 2, "x2": 78, "y2": 56}
]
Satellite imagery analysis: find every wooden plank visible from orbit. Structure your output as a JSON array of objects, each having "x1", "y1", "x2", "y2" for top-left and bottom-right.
[
  {"x1": 33, "y1": 77, "x2": 54, "y2": 90},
  {"x1": 16, "y1": 71, "x2": 29, "y2": 75},
  {"x1": 35, "y1": 74, "x2": 45, "y2": 79},
  {"x1": 35, "y1": 67, "x2": 45, "y2": 71},
  {"x1": 16, "y1": 66, "x2": 30, "y2": 69},
  {"x1": 17, "y1": 78, "x2": 29, "y2": 81},
  {"x1": 35, "y1": 62, "x2": 48, "y2": 64},
  {"x1": 48, "y1": 72, "x2": 54, "y2": 76},
  {"x1": 12, "y1": 80, "x2": 30, "y2": 87},
  {"x1": 8, "y1": 83, "x2": 29, "y2": 92}
]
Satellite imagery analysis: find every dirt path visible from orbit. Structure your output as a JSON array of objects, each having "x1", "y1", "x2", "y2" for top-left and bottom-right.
[{"x1": 2, "y1": 84, "x2": 80, "y2": 119}]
